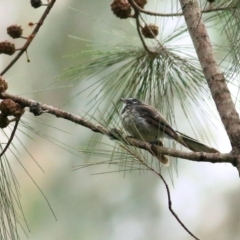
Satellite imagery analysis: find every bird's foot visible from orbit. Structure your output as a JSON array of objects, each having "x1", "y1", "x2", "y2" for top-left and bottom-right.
[{"x1": 150, "y1": 139, "x2": 163, "y2": 146}]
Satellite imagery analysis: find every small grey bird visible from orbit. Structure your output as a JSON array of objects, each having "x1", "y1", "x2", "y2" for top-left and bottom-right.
[{"x1": 120, "y1": 98, "x2": 219, "y2": 156}]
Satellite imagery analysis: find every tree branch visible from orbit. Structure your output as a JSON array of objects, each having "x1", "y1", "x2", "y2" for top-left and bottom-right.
[
  {"x1": 179, "y1": 0, "x2": 240, "y2": 154},
  {"x1": 0, "y1": 0, "x2": 56, "y2": 76},
  {"x1": 128, "y1": 1, "x2": 155, "y2": 54},
  {"x1": 0, "y1": 92, "x2": 236, "y2": 166},
  {"x1": 128, "y1": 0, "x2": 235, "y2": 17}
]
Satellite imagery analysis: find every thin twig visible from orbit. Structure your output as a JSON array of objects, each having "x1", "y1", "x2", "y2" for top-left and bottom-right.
[
  {"x1": 128, "y1": 0, "x2": 155, "y2": 54},
  {"x1": 0, "y1": 119, "x2": 19, "y2": 157},
  {"x1": 0, "y1": 0, "x2": 56, "y2": 76},
  {"x1": 159, "y1": 171, "x2": 200, "y2": 240},
  {"x1": 121, "y1": 145, "x2": 200, "y2": 240}
]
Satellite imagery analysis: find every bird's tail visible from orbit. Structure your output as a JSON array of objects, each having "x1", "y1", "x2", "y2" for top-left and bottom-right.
[{"x1": 176, "y1": 131, "x2": 219, "y2": 153}]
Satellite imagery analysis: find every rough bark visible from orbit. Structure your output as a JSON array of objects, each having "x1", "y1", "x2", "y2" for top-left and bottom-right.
[{"x1": 179, "y1": 0, "x2": 240, "y2": 153}]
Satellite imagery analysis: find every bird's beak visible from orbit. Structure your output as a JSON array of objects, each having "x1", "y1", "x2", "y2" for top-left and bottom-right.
[{"x1": 120, "y1": 98, "x2": 125, "y2": 102}]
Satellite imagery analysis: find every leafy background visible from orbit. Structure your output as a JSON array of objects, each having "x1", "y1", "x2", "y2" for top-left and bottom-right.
[{"x1": 0, "y1": 0, "x2": 239, "y2": 239}]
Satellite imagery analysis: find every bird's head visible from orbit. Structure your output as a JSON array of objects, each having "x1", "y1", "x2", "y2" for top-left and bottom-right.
[{"x1": 120, "y1": 98, "x2": 144, "y2": 107}]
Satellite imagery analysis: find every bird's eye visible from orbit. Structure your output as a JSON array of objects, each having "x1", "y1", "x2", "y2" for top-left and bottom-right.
[{"x1": 127, "y1": 98, "x2": 139, "y2": 104}]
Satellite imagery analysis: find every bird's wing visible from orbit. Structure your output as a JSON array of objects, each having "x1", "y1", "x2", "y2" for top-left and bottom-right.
[
  {"x1": 134, "y1": 105, "x2": 219, "y2": 153},
  {"x1": 135, "y1": 105, "x2": 185, "y2": 144}
]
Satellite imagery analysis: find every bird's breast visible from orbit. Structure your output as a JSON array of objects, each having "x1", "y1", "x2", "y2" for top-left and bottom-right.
[{"x1": 121, "y1": 108, "x2": 159, "y2": 142}]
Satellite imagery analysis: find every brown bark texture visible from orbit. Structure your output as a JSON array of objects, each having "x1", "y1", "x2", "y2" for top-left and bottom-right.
[{"x1": 179, "y1": 0, "x2": 240, "y2": 154}]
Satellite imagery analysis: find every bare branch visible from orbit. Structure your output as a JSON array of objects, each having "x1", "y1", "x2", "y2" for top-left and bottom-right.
[
  {"x1": 128, "y1": 1, "x2": 155, "y2": 54},
  {"x1": 0, "y1": 92, "x2": 236, "y2": 166},
  {"x1": 122, "y1": 145, "x2": 200, "y2": 240},
  {"x1": 0, "y1": 0, "x2": 56, "y2": 76}
]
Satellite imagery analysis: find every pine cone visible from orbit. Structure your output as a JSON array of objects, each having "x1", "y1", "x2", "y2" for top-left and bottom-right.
[
  {"x1": 30, "y1": 0, "x2": 42, "y2": 8},
  {"x1": 141, "y1": 24, "x2": 159, "y2": 38},
  {"x1": 0, "y1": 99, "x2": 24, "y2": 117},
  {"x1": 111, "y1": 0, "x2": 131, "y2": 19},
  {"x1": 0, "y1": 41, "x2": 16, "y2": 55},
  {"x1": 7, "y1": 24, "x2": 23, "y2": 39},
  {"x1": 0, "y1": 76, "x2": 8, "y2": 92}
]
